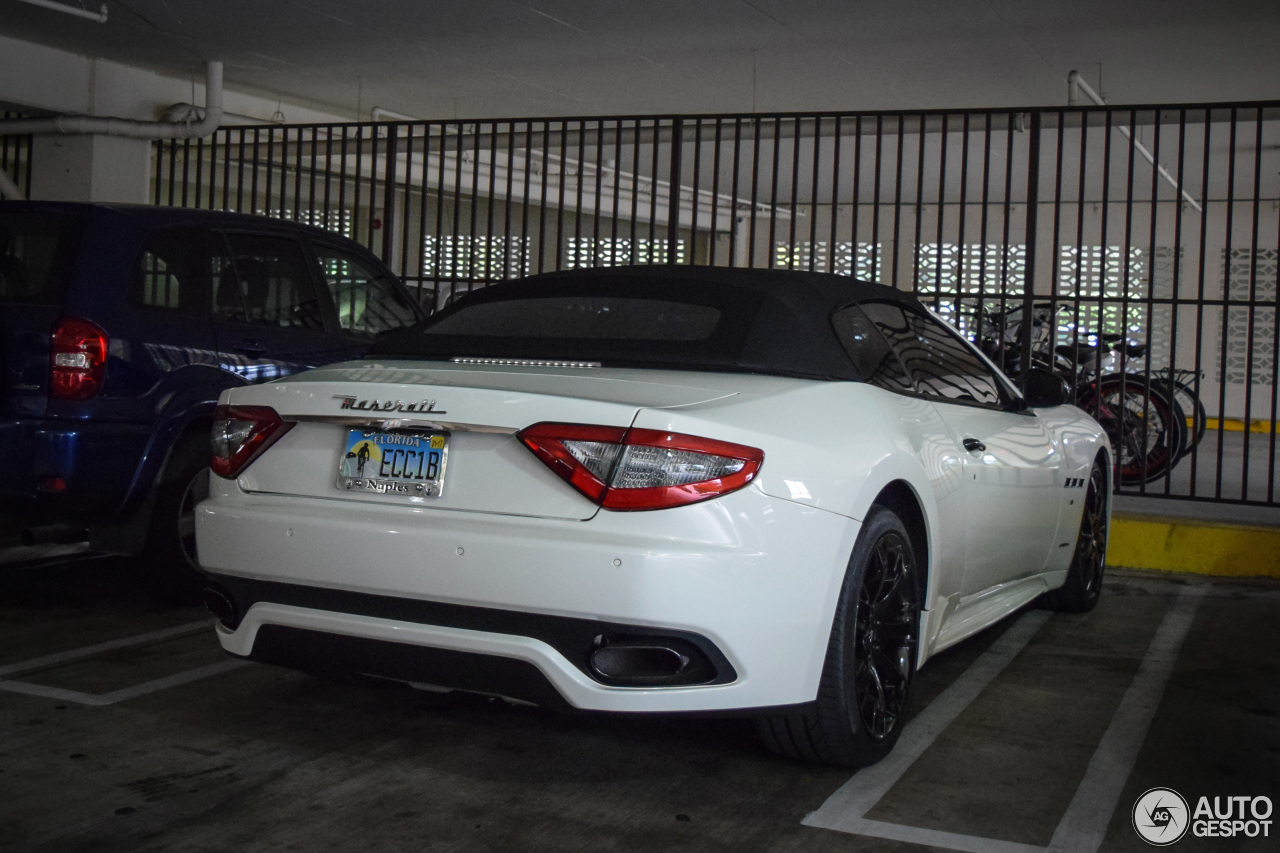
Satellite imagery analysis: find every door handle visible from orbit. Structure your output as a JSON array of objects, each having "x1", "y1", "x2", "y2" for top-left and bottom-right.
[
  {"x1": 963, "y1": 438, "x2": 986, "y2": 453},
  {"x1": 232, "y1": 339, "x2": 267, "y2": 357}
]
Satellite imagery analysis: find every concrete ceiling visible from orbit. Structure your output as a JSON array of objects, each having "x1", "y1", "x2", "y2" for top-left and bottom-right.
[{"x1": 2, "y1": 0, "x2": 1278, "y2": 121}]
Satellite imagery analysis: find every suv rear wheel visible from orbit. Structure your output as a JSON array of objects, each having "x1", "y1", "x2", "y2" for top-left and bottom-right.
[{"x1": 141, "y1": 432, "x2": 210, "y2": 604}]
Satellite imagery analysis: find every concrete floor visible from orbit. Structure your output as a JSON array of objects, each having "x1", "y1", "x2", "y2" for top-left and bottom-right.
[{"x1": 0, "y1": 553, "x2": 1277, "y2": 853}]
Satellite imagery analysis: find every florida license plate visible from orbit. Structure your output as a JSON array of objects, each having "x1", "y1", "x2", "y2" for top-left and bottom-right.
[{"x1": 335, "y1": 429, "x2": 449, "y2": 497}]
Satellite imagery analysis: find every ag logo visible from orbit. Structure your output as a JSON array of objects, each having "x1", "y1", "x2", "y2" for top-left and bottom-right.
[{"x1": 1133, "y1": 787, "x2": 1190, "y2": 845}]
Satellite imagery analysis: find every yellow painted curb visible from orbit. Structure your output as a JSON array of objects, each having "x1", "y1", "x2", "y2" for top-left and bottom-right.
[
  {"x1": 1199, "y1": 417, "x2": 1278, "y2": 434},
  {"x1": 1108, "y1": 514, "x2": 1280, "y2": 578}
]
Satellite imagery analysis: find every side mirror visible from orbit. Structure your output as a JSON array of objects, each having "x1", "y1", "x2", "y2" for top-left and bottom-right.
[{"x1": 1022, "y1": 368, "x2": 1071, "y2": 408}]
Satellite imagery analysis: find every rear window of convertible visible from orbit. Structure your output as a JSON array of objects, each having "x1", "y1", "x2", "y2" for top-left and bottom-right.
[
  {"x1": 424, "y1": 296, "x2": 721, "y2": 341},
  {"x1": 369, "y1": 270, "x2": 877, "y2": 380},
  {"x1": 373, "y1": 285, "x2": 752, "y2": 371}
]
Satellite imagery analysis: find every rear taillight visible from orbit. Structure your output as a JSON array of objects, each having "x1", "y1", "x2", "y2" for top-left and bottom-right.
[
  {"x1": 210, "y1": 405, "x2": 293, "y2": 479},
  {"x1": 518, "y1": 422, "x2": 763, "y2": 511},
  {"x1": 50, "y1": 316, "x2": 108, "y2": 400}
]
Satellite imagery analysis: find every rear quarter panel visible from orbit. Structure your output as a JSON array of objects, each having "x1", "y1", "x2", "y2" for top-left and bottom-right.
[{"x1": 629, "y1": 378, "x2": 969, "y2": 612}]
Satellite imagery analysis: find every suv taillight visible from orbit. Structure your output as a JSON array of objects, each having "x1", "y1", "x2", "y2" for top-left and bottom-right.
[
  {"x1": 210, "y1": 405, "x2": 293, "y2": 479},
  {"x1": 518, "y1": 422, "x2": 764, "y2": 511},
  {"x1": 50, "y1": 316, "x2": 108, "y2": 400}
]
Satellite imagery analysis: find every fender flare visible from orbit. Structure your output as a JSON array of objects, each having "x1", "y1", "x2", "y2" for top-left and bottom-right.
[
  {"x1": 844, "y1": 453, "x2": 945, "y2": 606},
  {"x1": 119, "y1": 366, "x2": 249, "y2": 520}
]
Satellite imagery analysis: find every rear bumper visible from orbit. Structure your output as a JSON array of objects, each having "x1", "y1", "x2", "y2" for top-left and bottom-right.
[
  {"x1": 196, "y1": 484, "x2": 861, "y2": 712},
  {"x1": 0, "y1": 417, "x2": 151, "y2": 522}
]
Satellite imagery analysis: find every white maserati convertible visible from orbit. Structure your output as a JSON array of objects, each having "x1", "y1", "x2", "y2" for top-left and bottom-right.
[{"x1": 195, "y1": 266, "x2": 1110, "y2": 767}]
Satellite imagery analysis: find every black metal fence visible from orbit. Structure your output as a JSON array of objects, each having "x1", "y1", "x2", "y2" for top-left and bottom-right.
[
  {"x1": 0, "y1": 113, "x2": 32, "y2": 196},
  {"x1": 153, "y1": 103, "x2": 1280, "y2": 507}
]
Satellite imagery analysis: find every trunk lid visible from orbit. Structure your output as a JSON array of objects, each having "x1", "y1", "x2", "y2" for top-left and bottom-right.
[{"x1": 225, "y1": 361, "x2": 740, "y2": 521}]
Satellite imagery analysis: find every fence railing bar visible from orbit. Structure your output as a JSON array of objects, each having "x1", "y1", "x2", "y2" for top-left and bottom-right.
[
  {"x1": 1213, "y1": 108, "x2": 1239, "y2": 500},
  {"x1": 1242, "y1": 110, "x2": 1266, "y2": 498},
  {"x1": 891, "y1": 115, "x2": 906, "y2": 287}
]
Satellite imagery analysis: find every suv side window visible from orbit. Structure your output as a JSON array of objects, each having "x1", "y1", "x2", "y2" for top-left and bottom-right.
[
  {"x1": 313, "y1": 244, "x2": 417, "y2": 339},
  {"x1": 215, "y1": 232, "x2": 325, "y2": 331},
  {"x1": 0, "y1": 211, "x2": 83, "y2": 306},
  {"x1": 860, "y1": 300, "x2": 1004, "y2": 406},
  {"x1": 134, "y1": 227, "x2": 212, "y2": 315},
  {"x1": 831, "y1": 304, "x2": 914, "y2": 392}
]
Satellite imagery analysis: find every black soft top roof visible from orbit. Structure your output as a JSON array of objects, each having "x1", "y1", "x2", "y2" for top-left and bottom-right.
[{"x1": 372, "y1": 265, "x2": 923, "y2": 381}]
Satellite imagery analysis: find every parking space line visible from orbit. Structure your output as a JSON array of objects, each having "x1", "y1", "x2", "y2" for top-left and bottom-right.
[
  {"x1": 0, "y1": 619, "x2": 214, "y2": 678},
  {"x1": 805, "y1": 588, "x2": 1209, "y2": 853},
  {"x1": 804, "y1": 609, "x2": 1051, "y2": 831},
  {"x1": 814, "y1": 818, "x2": 1046, "y2": 853},
  {"x1": 0, "y1": 618, "x2": 251, "y2": 707},
  {"x1": 0, "y1": 660, "x2": 251, "y2": 707},
  {"x1": 1046, "y1": 585, "x2": 1205, "y2": 852},
  {"x1": 95, "y1": 659, "x2": 252, "y2": 705},
  {"x1": 0, "y1": 679, "x2": 116, "y2": 706}
]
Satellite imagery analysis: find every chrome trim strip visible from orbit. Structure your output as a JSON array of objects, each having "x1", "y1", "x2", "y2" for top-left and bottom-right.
[
  {"x1": 450, "y1": 357, "x2": 602, "y2": 369},
  {"x1": 287, "y1": 414, "x2": 518, "y2": 435}
]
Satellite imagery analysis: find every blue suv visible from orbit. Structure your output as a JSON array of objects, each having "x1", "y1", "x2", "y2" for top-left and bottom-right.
[{"x1": 0, "y1": 202, "x2": 423, "y2": 599}]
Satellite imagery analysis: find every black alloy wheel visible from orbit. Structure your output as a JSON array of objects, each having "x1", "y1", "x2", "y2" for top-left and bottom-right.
[
  {"x1": 854, "y1": 529, "x2": 918, "y2": 742},
  {"x1": 755, "y1": 506, "x2": 921, "y2": 767},
  {"x1": 1041, "y1": 459, "x2": 1108, "y2": 613}
]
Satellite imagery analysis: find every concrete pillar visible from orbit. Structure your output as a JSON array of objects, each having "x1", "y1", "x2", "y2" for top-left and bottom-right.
[{"x1": 30, "y1": 133, "x2": 152, "y2": 203}]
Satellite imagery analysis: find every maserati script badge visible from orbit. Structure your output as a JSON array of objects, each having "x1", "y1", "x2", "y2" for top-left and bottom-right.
[{"x1": 333, "y1": 395, "x2": 447, "y2": 414}]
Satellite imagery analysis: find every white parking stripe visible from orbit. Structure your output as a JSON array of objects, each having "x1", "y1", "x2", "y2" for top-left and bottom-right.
[
  {"x1": 805, "y1": 587, "x2": 1209, "y2": 853},
  {"x1": 0, "y1": 619, "x2": 250, "y2": 707},
  {"x1": 0, "y1": 660, "x2": 250, "y2": 707},
  {"x1": 0, "y1": 619, "x2": 214, "y2": 678},
  {"x1": 821, "y1": 819, "x2": 1046, "y2": 853},
  {"x1": 804, "y1": 609, "x2": 1051, "y2": 831},
  {"x1": 0, "y1": 679, "x2": 113, "y2": 706},
  {"x1": 92, "y1": 659, "x2": 251, "y2": 704},
  {"x1": 1046, "y1": 585, "x2": 1205, "y2": 852}
]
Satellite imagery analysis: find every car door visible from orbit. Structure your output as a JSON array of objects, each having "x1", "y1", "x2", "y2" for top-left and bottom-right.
[
  {"x1": 860, "y1": 300, "x2": 1063, "y2": 596},
  {"x1": 210, "y1": 230, "x2": 360, "y2": 382},
  {"x1": 124, "y1": 225, "x2": 223, "y2": 392}
]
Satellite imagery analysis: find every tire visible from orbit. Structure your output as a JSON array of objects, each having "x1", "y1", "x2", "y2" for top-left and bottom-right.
[
  {"x1": 140, "y1": 432, "x2": 211, "y2": 604},
  {"x1": 755, "y1": 506, "x2": 921, "y2": 767},
  {"x1": 1161, "y1": 378, "x2": 1207, "y2": 458},
  {"x1": 1091, "y1": 376, "x2": 1185, "y2": 485},
  {"x1": 1041, "y1": 459, "x2": 1108, "y2": 613}
]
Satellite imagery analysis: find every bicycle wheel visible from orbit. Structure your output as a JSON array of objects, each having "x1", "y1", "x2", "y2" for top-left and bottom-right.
[
  {"x1": 1162, "y1": 377, "x2": 1207, "y2": 457},
  {"x1": 1087, "y1": 375, "x2": 1186, "y2": 485}
]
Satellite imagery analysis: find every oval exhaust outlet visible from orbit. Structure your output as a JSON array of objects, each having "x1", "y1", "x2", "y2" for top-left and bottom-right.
[
  {"x1": 590, "y1": 643, "x2": 690, "y2": 682},
  {"x1": 201, "y1": 586, "x2": 238, "y2": 627}
]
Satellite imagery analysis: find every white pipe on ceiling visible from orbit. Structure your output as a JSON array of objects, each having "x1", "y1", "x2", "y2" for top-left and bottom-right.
[
  {"x1": 0, "y1": 61, "x2": 223, "y2": 139},
  {"x1": 162, "y1": 102, "x2": 280, "y2": 126},
  {"x1": 0, "y1": 168, "x2": 24, "y2": 200},
  {"x1": 14, "y1": 0, "x2": 108, "y2": 24},
  {"x1": 1067, "y1": 69, "x2": 1202, "y2": 213},
  {"x1": 371, "y1": 106, "x2": 417, "y2": 123}
]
